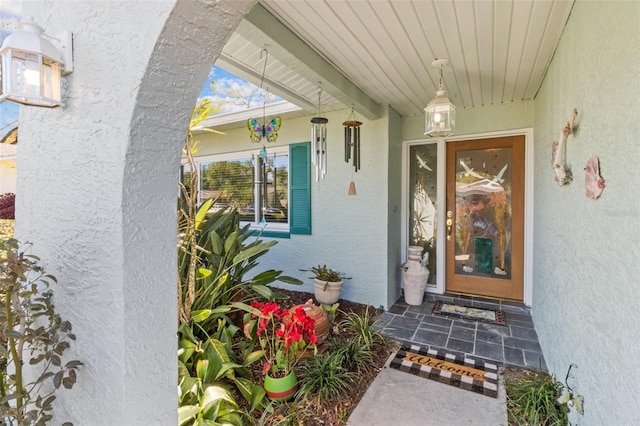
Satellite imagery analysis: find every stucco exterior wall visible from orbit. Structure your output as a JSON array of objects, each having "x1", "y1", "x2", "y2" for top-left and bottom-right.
[
  {"x1": 532, "y1": 1, "x2": 640, "y2": 424},
  {"x1": 193, "y1": 106, "x2": 391, "y2": 308},
  {"x1": 15, "y1": 0, "x2": 255, "y2": 424}
]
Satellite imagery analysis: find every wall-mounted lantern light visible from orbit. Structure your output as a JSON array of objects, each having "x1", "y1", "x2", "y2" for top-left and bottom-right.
[{"x1": 0, "y1": 20, "x2": 73, "y2": 108}]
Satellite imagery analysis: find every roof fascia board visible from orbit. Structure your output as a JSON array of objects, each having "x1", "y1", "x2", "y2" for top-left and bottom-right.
[
  {"x1": 242, "y1": 3, "x2": 382, "y2": 120},
  {"x1": 192, "y1": 101, "x2": 302, "y2": 130}
]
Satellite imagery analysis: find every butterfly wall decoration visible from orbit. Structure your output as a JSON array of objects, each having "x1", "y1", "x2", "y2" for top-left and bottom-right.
[{"x1": 248, "y1": 116, "x2": 281, "y2": 143}]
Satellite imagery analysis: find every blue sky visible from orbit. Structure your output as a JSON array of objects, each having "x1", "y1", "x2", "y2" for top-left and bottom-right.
[
  {"x1": 200, "y1": 67, "x2": 283, "y2": 115},
  {"x1": 0, "y1": 1, "x2": 280, "y2": 140}
]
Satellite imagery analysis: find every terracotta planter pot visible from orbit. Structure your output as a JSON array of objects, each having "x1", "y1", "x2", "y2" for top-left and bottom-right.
[
  {"x1": 263, "y1": 370, "x2": 298, "y2": 401},
  {"x1": 286, "y1": 302, "x2": 330, "y2": 342},
  {"x1": 313, "y1": 278, "x2": 344, "y2": 305}
]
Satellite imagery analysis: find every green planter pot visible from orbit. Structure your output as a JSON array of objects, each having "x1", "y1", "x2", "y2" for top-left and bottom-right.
[{"x1": 264, "y1": 370, "x2": 298, "y2": 401}]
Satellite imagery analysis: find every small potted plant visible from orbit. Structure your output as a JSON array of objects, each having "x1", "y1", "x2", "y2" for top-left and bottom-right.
[
  {"x1": 244, "y1": 300, "x2": 317, "y2": 401},
  {"x1": 302, "y1": 264, "x2": 351, "y2": 305}
]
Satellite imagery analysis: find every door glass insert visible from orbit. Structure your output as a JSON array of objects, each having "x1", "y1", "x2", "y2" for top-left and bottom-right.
[
  {"x1": 408, "y1": 144, "x2": 437, "y2": 284},
  {"x1": 455, "y1": 148, "x2": 512, "y2": 279}
]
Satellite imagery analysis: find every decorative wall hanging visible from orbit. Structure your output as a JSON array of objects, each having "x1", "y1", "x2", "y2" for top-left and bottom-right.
[
  {"x1": 551, "y1": 108, "x2": 578, "y2": 185},
  {"x1": 555, "y1": 364, "x2": 585, "y2": 416},
  {"x1": 310, "y1": 85, "x2": 328, "y2": 181},
  {"x1": 584, "y1": 156, "x2": 605, "y2": 200},
  {"x1": 248, "y1": 48, "x2": 281, "y2": 143}
]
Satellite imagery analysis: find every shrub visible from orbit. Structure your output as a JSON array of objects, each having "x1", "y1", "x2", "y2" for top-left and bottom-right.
[
  {"x1": 0, "y1": 239, "x2": 82, "y2": 425},
  {"x1": 505, "y1": 369, "x2": 569, "y2": 426},
  {"x1": 336, "y1": 306, "x2": 383, "y2": 350},
  {"x1": 0, "y1": 193, "x2": 15, "y2": 219},
  {"x1": 329, "y1": 338, "x2": 373, "y2": 374},
  {"x1": 297, "y1": 351, "x2": 356, "y2": 405}
]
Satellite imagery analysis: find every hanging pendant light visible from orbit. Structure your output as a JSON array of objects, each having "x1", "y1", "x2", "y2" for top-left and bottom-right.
[
  {"x1": 310, "y1": 85, "x2": 328, "y2": 181},
  {"x1": 425, "y1": 58, "x2": 456, "y2": 137}
]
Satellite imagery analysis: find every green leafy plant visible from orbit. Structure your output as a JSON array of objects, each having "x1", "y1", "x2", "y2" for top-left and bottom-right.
[
  {"x1": 297, "y1": 351, "x2": 356, "y2": 406},
  {"x1": 177, "y1": 99, "x2": 300, "y2": 330},
  {"x1": 0, "y1": 239, "x2": 82, "y2": 425},
  {"x1": 320, "y1": 303, "x2": 339, "y2": 322},
  {"x1": 178, "y1": 316, "x2": 268, "y2": 412},
  {"x1": 178, "y1": 196, "x2": 301, "y2": 337},
  {"x1": 176, "y1": 102, "x2": 303, "y2": 424},
  {"x1": 505, "y1": 369, "x2": 569, "y2": 426},
  {"x1": 178, "y1": 376, "x2": 248, "y2": 426},
  {"x1": 321, "y1": 302, "x2": 340, "y2": 336},
  {"x1": 336, "y1": 306, "x2": 383, "y2": 350},
  {"x1": 300, "y1": 265, "x2": 350, "y2": 282},
  {"x1": 329, "y1": 338, "x2": 373, "y2": 375}
]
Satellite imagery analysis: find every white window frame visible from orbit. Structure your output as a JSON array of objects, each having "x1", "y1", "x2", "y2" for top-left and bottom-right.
[{"x1": 192, "y1": 146, "x2": 290, "y2": 233}]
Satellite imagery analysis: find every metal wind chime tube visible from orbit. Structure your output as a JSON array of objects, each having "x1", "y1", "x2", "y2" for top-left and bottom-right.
[
  {"x1": 310, "y1": 85, "x2": 328, "y2": 181},
  {"x1": 311, "y1": 117, "x2": 328, "y2": 181},
  {"x1": 343, "y1": 117, "x2": 362, "y2": 172}
]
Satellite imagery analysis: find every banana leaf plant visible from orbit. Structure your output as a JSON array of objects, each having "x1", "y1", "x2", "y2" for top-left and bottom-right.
[
  {"x1": 178, "y1": 317, "x2": 269, "y2": 421},
  {"x1": 178, "y1": 202, "x2": 300, "y2": 335}
]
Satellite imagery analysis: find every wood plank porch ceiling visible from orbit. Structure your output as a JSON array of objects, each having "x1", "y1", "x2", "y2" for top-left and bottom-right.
[{"x1": 218, "y1": 0, "x2": 575, "y2": 121}]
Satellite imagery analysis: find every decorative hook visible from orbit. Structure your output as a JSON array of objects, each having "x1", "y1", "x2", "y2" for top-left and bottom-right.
[{"x1": 258, "y1": 47, "x2": 269, "y2": 91}]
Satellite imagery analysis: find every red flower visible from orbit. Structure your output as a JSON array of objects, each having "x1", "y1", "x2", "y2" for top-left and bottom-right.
[
  {"x1": 309, "y1": 332, "x2": 318, "y2": 345},
  {"x1": 245, "y1": 300, "x2": 318, "y2": 376}
]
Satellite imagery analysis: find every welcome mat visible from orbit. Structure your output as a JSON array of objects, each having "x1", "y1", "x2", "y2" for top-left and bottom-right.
[
  {"x1": 432, "y1": 300, "x2": 507, "y2": 325},
  {"x1": 389, "y1": 344, "x2": 498, "y2": 398}
]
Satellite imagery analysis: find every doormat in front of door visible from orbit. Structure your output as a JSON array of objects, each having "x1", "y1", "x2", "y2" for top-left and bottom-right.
[
  {"x1": 389, "y1": 344, "x2": 498, "y2": 398},
  {"x1": 432, "y1": 300, "x2": 507, "y2": 325}
]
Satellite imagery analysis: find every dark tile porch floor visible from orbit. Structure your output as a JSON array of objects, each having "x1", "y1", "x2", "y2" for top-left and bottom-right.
[{"x1": 375, "y1": 292, "x2": 546, "y2": 370}]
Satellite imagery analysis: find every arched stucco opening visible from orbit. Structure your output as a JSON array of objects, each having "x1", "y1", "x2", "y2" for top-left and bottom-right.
[{"x1": 15, "y1": 1, "x2": 256, "y2": 424}]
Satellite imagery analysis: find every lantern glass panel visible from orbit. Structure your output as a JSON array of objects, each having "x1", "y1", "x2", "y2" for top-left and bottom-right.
[
  {"x1": 42, "y1": 57, "x2": 60, "y2": 101},
  {"x1": 0, "y1": 49, "x2": 62, "y2": 107},
  {"x1": 425, "y1": 103, "x2": 456, "y2": 137}
]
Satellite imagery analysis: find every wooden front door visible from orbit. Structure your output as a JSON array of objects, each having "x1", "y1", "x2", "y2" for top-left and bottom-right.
[{"x1": 445, "y1": 136, "x2": 525, "y2": 300}]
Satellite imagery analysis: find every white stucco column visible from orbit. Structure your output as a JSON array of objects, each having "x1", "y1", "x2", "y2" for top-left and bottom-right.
[{"x1": 15, "y1": 1, "x2": 255, "y2": 424}]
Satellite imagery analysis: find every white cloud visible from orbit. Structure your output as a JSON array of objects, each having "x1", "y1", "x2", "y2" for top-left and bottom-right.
[
  {"x1": 201, "y1": 73, "x2": 282, "y2": 114},
  {"x1": 0, "y1": 0, "x2": 21, "y2": 23}
]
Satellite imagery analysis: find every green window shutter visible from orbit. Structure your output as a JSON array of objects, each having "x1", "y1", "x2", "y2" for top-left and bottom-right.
[{"x1": 289, "y1": 142, "x2": 311, "y2": 235}]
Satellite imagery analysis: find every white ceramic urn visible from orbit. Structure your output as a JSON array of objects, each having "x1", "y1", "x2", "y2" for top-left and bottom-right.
[{"x1": 401, "y1": 246, "x2": 430, "y2": 305}]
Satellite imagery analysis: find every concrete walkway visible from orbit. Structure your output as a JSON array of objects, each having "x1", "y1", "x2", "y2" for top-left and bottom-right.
[{"x1": 347, "y1": 353, "x2": 508, "y2": 426}]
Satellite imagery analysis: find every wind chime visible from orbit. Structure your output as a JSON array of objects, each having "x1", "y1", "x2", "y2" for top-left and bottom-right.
[
  {"x1": 343, "y1": 109, "x2": 362, "y2": 195},
  {"x1": 248, "y1": 48, "x2": 281, "y2": 144},
  {"x1": 310, "y1": 85, "x2": 328, "y2": 181}
]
